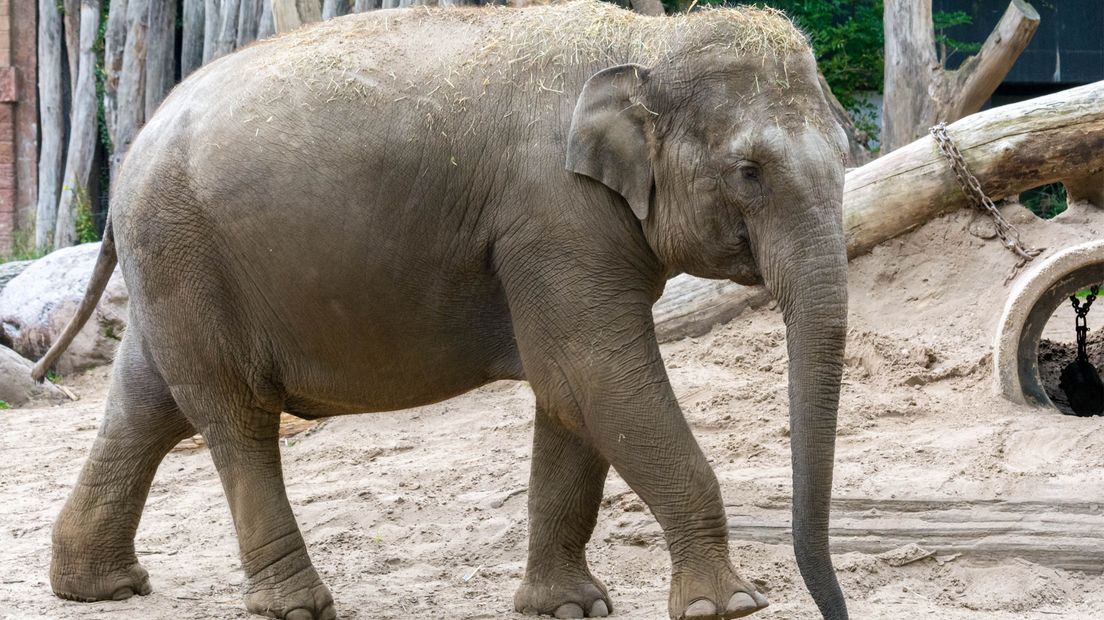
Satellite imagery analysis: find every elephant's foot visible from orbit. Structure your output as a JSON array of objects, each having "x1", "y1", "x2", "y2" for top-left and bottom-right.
[
  {"x1": 50, "y1": 551, "x2": 152, "y2": 603},
  {"x1": 244, "y1": 560, "x2": 336, "y2": 620},
  {"x1": 514, "y1": 569, "x2": 612, "y2": 618},
  {"x1": 669, "y1": 563, "x2": 768, "y2": 620}
]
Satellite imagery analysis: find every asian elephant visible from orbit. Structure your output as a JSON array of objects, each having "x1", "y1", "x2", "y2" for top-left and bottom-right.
[{"x1": 35, "y1": 2, "x2": 849, "y2": 619}]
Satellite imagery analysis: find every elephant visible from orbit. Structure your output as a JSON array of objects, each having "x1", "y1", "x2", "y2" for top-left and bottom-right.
[{"x1": 34, "y1": 2, "x2": 850, "y2": 619}]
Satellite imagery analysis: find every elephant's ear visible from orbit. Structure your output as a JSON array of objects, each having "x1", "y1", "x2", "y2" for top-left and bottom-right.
[{"x1": 566, "y1": 64, "x2": 655, "y2": 220}]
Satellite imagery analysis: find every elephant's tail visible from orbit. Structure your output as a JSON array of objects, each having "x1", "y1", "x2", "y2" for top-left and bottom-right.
[{"x1": 31, "y1": 221, "x2": 118, "y2": 382}]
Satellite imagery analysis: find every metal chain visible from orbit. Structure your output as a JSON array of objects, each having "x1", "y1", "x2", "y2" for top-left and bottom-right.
[
  {"x1": 929, "y1": 123, "x2": 1044, "y2": 278},
  {"x1": 1070, "y1": 285, "x2": 1100, "y2": 363}
]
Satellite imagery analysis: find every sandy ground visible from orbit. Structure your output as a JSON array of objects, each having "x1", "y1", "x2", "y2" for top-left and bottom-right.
[{"x1": 5, "y1": 203, "x2": 1104, "y2": 619}]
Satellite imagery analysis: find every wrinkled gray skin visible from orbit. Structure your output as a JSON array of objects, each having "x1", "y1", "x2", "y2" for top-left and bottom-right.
[{"x1": 40, "y1": 5, "x2": 849, "y2": 620}]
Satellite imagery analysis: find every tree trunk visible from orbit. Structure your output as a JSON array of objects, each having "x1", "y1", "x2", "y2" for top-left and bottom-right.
[
  {"x1": 203, "y1": 0, "x2": 222, "y2": 64},
  {"x1": 214, "y1": 0, "x2": 241, "y2": 60},
  {"x1": 272, "y1": 0, "x2": 323, "y2": 33},
  {"x1": 352, "y1": 0, "x2": 377, "y2": 11},
  {"x1": 1065, "y1": 172, "x2": 1104, "y2": 209},
  {"x1": 63, "y1": 0, "x2": 81, "y2": 96},
  {"x1": 103, "y1": 0, "x2": 129, "y2": 149},
  {"x1": 182, "y1": 0, "x2": 206, "y2": 78},
  {"x1": 113, "y1": 0, "x2": 152, "y2": 168},
  {"x1": 54, "y1": 1, "x2": 102, "y2": 249},
  {"x1": 882, "y1": 0, "x2": 1039, "y2": 153},
  {"x1": 242, "y1": 0, "x2": 267, "y2": 47},
  {"x1": 322, "y1": 0, "x2": 348, "y2": 19},
  {"x1": 145, "y1": 0, "x2": 178, "y2": 119},
  {"x1": 655, "y1": 81, "x2": 1104, "y2": 341},
  {"x1": 629, "y1": 0, "x2": 664, "y2": 17},
  {"x1": 35, "y1": 0, "x2": 66, "y2": 251},
  {"x1": 258, "y1": 0, "x2": 276, "y2": 39}
]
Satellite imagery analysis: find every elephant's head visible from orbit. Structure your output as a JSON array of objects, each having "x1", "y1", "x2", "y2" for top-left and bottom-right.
[{"x1": 566, "y1": 25, "x2": 850, "y2": 620}]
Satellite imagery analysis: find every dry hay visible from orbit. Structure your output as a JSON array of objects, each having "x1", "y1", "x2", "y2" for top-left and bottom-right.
[{"x1": 241, "y1": 0, "x2": 812, "y2": 109}]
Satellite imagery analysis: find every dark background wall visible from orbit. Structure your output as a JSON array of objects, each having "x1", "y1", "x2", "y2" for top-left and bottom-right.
[{"x1": 936, "y1": 0, "x2": 1104, "y2": 93}]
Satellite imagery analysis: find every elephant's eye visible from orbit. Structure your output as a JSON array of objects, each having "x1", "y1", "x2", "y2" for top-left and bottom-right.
[{"x1": 739, "y1": 163, "x2": 761, "y2": 182}]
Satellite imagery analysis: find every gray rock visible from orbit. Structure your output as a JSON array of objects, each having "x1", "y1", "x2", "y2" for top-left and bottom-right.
[
  {"x1": 0, "y1": 260, "x2": 32, "y2": 291},
  {"x1": 0, "y1": 242, "x2": 127, "y2": 375},
  {"x1": 0, "y1": 344, "x2": 68, "y2": 407}
]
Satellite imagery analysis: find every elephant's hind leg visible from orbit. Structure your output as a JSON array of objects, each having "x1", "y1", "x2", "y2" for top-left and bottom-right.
[
  {"x1": 173, "y1": 387, "x2": 335, "y2": 620},
  {"x1": 51, "y1": 331, "x2": 195, "y2": 602},
  {"x1": 514, "y1": 406, "x2": 612, "y2": 618}
]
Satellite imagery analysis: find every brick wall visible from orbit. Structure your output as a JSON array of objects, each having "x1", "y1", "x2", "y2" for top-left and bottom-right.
[
  {"x1": 0, "y1": 0, "x2": 15, "y2": 253},
  {"x1": 0, "y1": 0, "x2": 36, "y2": 256}
]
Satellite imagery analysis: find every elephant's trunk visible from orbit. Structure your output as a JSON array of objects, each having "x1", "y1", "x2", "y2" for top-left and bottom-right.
[{"x1": 755, "y1": 205, "x2": 849, "y2": 619}]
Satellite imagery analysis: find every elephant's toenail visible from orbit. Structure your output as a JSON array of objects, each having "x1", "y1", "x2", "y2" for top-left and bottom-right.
[
  {"x1": 111, "y1": 587, "x2": 133, "y2": 601},
  {"x1": 589, "y1": 599, "x2": 610, "y2": 617},
  {"x1": 683, "y1": 599, "x2": 718, "y2": 618},
  {"x1": 285, "y1": 609, "x2": 314, "y2": 620},
  {"x1": 320, "y1": 605, "x2": 338, "y2": 620},
  {"x1": 726, "y1": 592, "x2": 758, "y2": 613},
  {"x1": 554, "y1": 602, "x2": 585, "y2": 618},
  {"x1": 750, "y1": 590, "x2": 769, "y2": 608}
]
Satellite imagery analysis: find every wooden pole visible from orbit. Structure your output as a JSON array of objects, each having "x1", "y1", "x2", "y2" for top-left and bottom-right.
[
  {"x1": 629, "y1": 0, "x2": 664, "y2": 17},
  {"x1": 102, "y1": 0, "x2": 129, "y2": 149},
  {"x1": 62, "y1": 0, "x2": 80, "y2": 96},
  {"x1": 258, "y1": 0, "x2": 276, "y2": 39},
  {"x1": 322, "y1": 0, "x2": 348, "y2": 19},
  {"x1": 34, "y1": 0, "x2": 65, "y2": 251},
  {"x1": 272, "y1": 0, "x2": 322, "y2": 34},
  {"x1": 214, "y1": 0, "x2": 241, "y2": 60},
  {"x1": 655, "y1": 82, "x2": 1104, "y2": 341},
  {"x1": 181, "y1": 0, "x2": 206, "y2": 78},
  {"x1": 203, "y1": 0, "x2": 222, "y2": 64},
  {"x1": 53, "y1": 1, "x2": 101, "y2": 249},
  {"x1": 112, "y1": 0, "x2": 151, "y2": 169},
  {"x1": 882, "y1": 0, "x2": 1039, "y2": 153},
  {"x1": 237, "y1": 0, "x2": 263, "y2": 48},
  {"x1": 145, "y1": 0, "x2": 177, "y2": 119}
]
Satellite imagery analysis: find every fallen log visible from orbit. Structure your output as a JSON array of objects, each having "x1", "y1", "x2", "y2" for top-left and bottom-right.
[
  {"x1": 654, "y1": 81, "x2": 1104, "y2": 342},
  {"x1": 608, "y1": 496, "x2": 1104, "y2": 573}
]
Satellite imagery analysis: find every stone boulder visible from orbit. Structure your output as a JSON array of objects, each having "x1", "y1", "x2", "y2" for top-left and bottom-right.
[
  {"x1": 0, "y1": 243, "x2": 128, "y2": 375},
  {"x1": 0, "y1": 260, "x2": 31, "y2": 291},
  {"x1": 0, "y1": 345, "x2": 68, "y2": 407}
]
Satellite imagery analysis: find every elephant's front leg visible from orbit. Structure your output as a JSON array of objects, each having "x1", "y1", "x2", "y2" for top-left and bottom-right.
[
  {"x1": 515, "y1": 406, "x2": 612, "y2": 618},
  {"x1": 581, "y1": 365, "x2": 769, "y2": 620},
  {"x1": 505, "y1": 278, "x2": 769, "y2": 620}
]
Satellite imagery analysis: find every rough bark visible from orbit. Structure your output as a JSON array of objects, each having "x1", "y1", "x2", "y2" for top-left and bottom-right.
[
  {"x1": 35, "y1": 0, "x2": 65, "y2": 251},
  {"x1": 882, "y1": 0, "x2": 1040, "y2": 153},
  {"x1": 203, "y1": 0, "x2": 222, "y2": 64},
  {"x1": 54, "y1": 2, "x2": 102, "y2": 249},
  {"x1": 272, "y1": 0, "x2": 323, "y2": 33},
  {"x1": 1064, "y1": 172, "x2": 1104, "y2": 209},
  {"x1": 145, "y1": 0, "x2": 178, "y2": 119},
  {"x1": 352, "y1": 0, "x2": 377, "y2": 11},
  {"x1": 63, "y1": 0, "x2": 80, "y2": 96},
  {"x1": 322, "y1": 0, "x2": 348, "y2": 19},
  {"x1": 103, "y1": 0, "x2": 129, "y2": 148},
  {"x1": 237, "y1": 0, "x2": 264, "y2": 47},
  {"x1": 113, "y1": 0, "x2": 152, "y2": 169},
  {"x1": 629, "y1": 0, "x2": 664, "y2": 17},
  {"x1": 258, "y1": 0, "x2": 276, "y2": 38},
  {"x1": 655, "y1": 81, "x2": 1104, "y2": 341},
  {"x1": 182, "y1": 0, "x2": 206, "y2": 78},
  {"x1": 214, "y1": 0, "x2": 241, "y2": 60}
]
